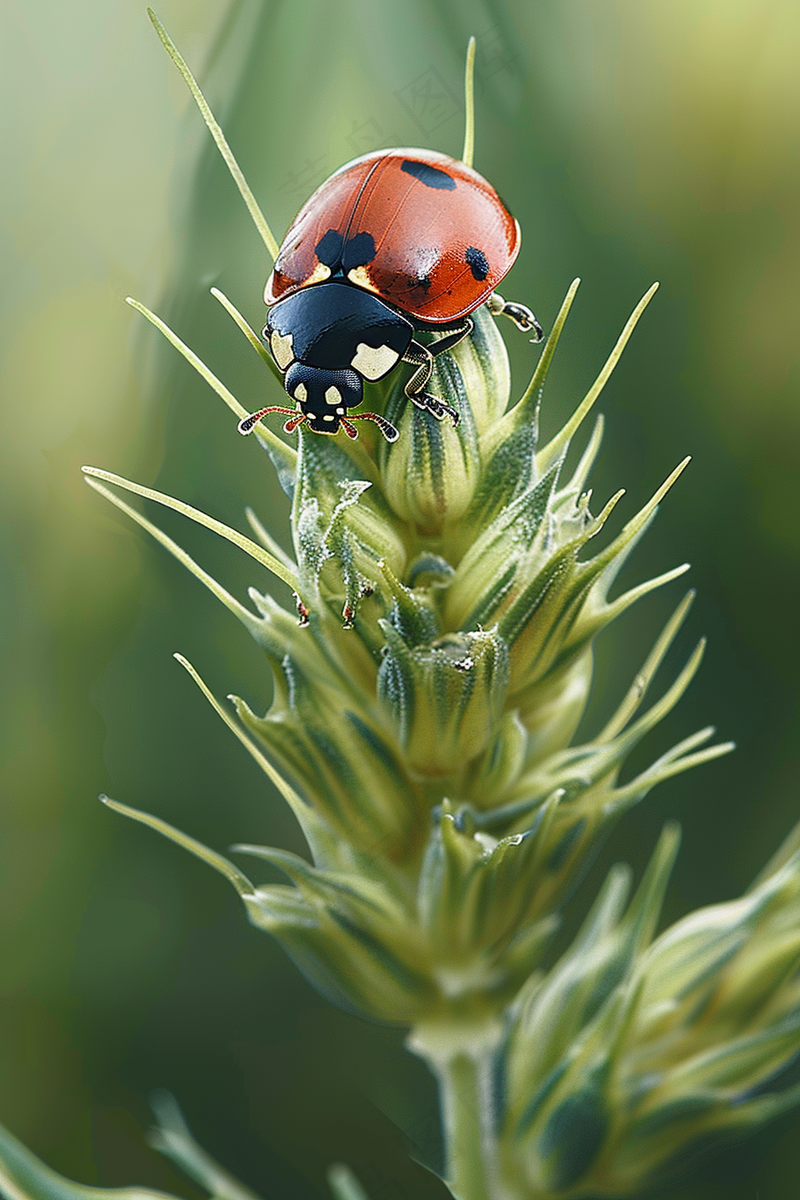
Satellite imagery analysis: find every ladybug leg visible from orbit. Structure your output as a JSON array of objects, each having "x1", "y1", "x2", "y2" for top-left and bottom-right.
[
  {"x1": 402, "y1": 340, "x2": 461, "y2": 426},
  {"x1": 427, "y1": 317, "x2": 474, "y2": 359},
  {"x1": 486, "y1": 292, "x2": 544, "y2": 342},
  {"x1": 402, "y1": 342, "x2": 435, "y2": 406},
  {"x1": 420, "y1": 395, "x2": 457, "y2": 423},
  {"x1": 237, "y1": 405, "x2": 299, "y2": 435}
]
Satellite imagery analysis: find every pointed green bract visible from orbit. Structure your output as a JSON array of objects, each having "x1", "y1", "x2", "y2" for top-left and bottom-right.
[
  {"x1": 82, "y1": 466, "x2": 299, "y2": 592},
  {"x1": 210, "y1": 287, "x2": 282, "y2": 381},
  {"x1": 100, "y1": 795, "x2": 256, "y2": 898},
  {"x1": 480, "y1": 277, "x2": 581, "y2": 467},
  {"x1": 148, "y1": 1093, "x2": 264, "y2": 1200},
  {"x1": 378, "y1": 306, "x2": 507, "y2": 534},
  {"x1": 83, "y1": 476, "x2": 259, "y2": 632},
  {"x1": 536, "y1": 282, "x2": 659, "y2": 474},
  {"x1": 125, "y1": 296, "x2": 296, "y2": 476},
  {"x1": 0, "y1": 1119, "x2": 179, "y2": 1200}
]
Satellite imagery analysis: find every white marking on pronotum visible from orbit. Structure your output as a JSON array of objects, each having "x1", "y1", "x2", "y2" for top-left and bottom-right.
[
  {"x1": 270, "y1": 329, "x2": 295, "y2": 369},
  {"x1": 336, "y1": 407, "x2": 344, "y2": 414},
  {"x1": 351, "y1": 342, "x2": 400, "y2": 380},
  {"x1": 323, "y1": 413, "x2": 335, "y2": 421},
  {"x1": 325, "y1": 386, "x2": 343, "y2": 406},
  {"x1": 294, "y1": 382, "x2": 307, "y2": 402}
]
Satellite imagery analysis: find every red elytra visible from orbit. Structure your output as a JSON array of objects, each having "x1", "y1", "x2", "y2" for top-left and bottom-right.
[{"x1": 265, "y1": 148, "x2": 521, "y2": 324}]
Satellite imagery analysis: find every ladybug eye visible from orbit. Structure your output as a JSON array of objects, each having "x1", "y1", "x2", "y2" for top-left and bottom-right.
[
  {"x1": 270, "y1": 329, "x2": 295, "y2": 370},
  {"x1": 350, "y1": 342, "x2": 400, "y2": 381}
]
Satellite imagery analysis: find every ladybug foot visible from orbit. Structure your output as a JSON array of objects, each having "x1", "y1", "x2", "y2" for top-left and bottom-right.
[{"x1": 411, "y1": 392, "x2": 460, "y2": 426}]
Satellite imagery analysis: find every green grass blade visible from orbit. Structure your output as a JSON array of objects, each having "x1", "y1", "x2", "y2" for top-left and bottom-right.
[
  {"x1": 147, "y1": 8, "x2": 279, "y2": 260},
  {"x1": 461, "y1": 36, "x2": 476, "y2": 167}
]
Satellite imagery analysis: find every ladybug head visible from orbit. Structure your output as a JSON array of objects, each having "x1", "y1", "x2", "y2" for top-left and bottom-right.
[{"x1": 284, "y1": 362, "x2": 362, "y2": 434}]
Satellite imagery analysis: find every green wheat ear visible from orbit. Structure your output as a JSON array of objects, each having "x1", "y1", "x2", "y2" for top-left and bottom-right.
[
  {"x1": 84, "y1": 248, "x2": 788, "y2": 1200},
  {"x1": 1, "y1": 16, "x2": 796, "y2": 1200}
]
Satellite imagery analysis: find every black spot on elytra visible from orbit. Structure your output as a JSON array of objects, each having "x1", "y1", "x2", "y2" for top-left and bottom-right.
[
  {"x1": 342, "y1": 231, "x2": 376, "y2": 270},
  {"x1": 465, "y1": 246, "x2": 489, "y2": 281},
  {"x1": 401, "y1": 159, "x2": 456, "y2": 190},
  {"x1": 315, "y1": 228, "x2": 344, "y2": 266}
]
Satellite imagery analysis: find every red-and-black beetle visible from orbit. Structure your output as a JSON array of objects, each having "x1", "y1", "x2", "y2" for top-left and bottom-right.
[{"x1": 239, "y1": 149, "x2": 542, "y2": 444}]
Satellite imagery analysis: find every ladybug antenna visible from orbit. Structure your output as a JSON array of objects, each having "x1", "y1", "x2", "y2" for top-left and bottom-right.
[
  {"x1": 462, "y1": 36, "x2": 476, "y2": 168},
  {"x1": 345, "y1": 412, "x2": 400, "y2": 443},
  {"x1": 283, "y1": 414, "x2": 307, "y2": 435},
  {"x1": 237, "y1": 406, "x2": 298, "y2": 435},
  {"x1": 147, "y1": 9, "x2": 280, "y2": 263}
]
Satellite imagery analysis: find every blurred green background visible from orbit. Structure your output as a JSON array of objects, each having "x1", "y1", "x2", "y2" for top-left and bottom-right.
[{"x1": 1, "y1": 1, "x2": 798, "y2": 1197}]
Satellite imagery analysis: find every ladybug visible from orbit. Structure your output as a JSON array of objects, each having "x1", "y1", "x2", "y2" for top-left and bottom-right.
[{"x1": 238, "y1": 148, "x2": 542, "y2": 443}]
